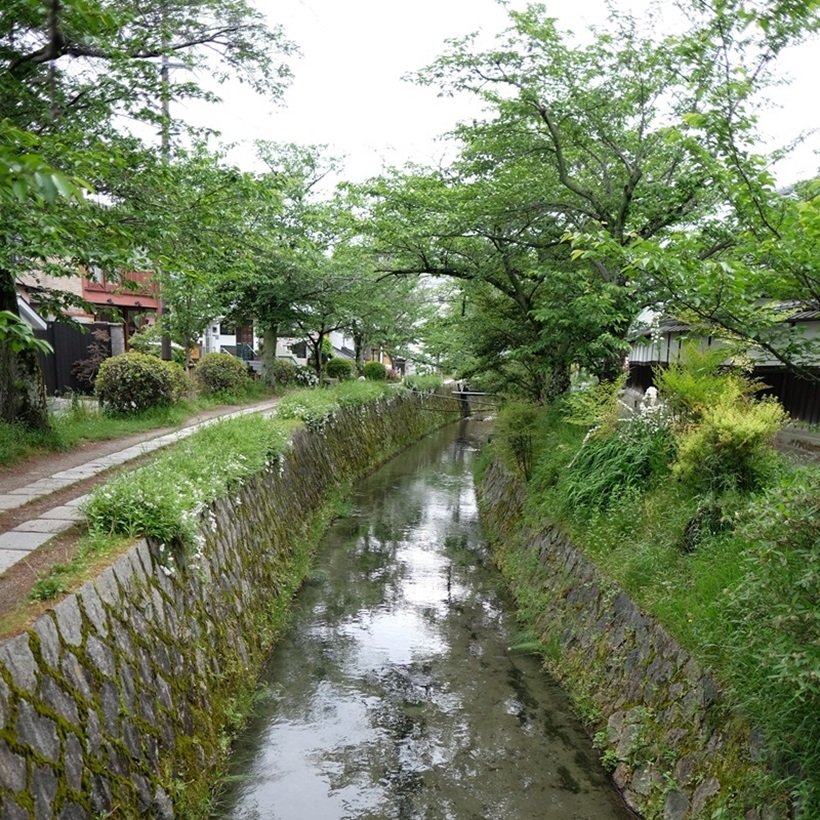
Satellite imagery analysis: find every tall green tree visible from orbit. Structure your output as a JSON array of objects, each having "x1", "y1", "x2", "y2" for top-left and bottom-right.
[
  {"x1": 0, "y1": 0, "x2": 295, "y2": 426},
  {"x1": 367, "y1": 1, "x2": 819, "y2": 399}
]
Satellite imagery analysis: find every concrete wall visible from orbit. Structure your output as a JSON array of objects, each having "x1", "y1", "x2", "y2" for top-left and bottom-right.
[
  {"x1": 0, "y1": 391, "x2": 459, "y2": 819},
  {"x1": 477, "y1": 457, "x2": 781, "y2": 820}
]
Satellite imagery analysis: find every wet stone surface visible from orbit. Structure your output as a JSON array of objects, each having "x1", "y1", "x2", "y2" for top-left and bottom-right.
[{"x1": 218, "y1": 422, "x2": 632, "y2": 820}]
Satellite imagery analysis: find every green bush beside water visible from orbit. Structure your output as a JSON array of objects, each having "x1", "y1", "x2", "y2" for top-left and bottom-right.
[
  {"x1": 84, "y1": 416, "x2": 295, "y2": 546},
  {"x1": 488, "y1": 366, "x2": 819, "y2": 814},
  {"x1": 84, "y1": 381, "x2": 396, "y2": 548}
]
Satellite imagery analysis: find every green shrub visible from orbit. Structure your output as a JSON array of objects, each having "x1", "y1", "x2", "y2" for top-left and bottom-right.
[
  {"x1": 269, "y1": 358, "x2": 298, "y2": 386},
  {"x1": 363, "y1": 360, "x2": 387, "y2": 381},
  {"x1": 561, "y1": 414, "x2": 675, "y2": 511},
  {"x1": 194, "y1": 352, "x2": 249, "y2": 395},
  {"x1": 84, "y1": 416, "x2": 291, "y2": 547},
  {"x1": 95, "y1": 352, "x2": 175, "y2": 414},
  {"x1": 276, "y1": 381, "x2": 391, "y2": 432},
  {"x1": 673, "y1": 397, "x2": 785, "y2": 491},
  {"x1": 326, "y1": 357, "x2": 356, "y2": 381},
  {"x1": 726, "y1": 470, "x2": 820, "y2": 813},
  {"x1": 162, "y1": 360, "x2": 192, "y2": 402},
  {"x1": 654, "y1": 343, "x2": 757, "y2": 422},
  {"x1": 496, "y1": 400, "x2": 541, "y2": 480}
]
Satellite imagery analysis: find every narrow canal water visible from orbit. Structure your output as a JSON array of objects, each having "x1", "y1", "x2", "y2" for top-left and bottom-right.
[{"x1": 216, "y1": 422, "x2": 633, "y2": 820}]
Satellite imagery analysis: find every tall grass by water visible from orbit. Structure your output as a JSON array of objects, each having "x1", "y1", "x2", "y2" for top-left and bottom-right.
[{"x1": 489, "y1": 380, "x2": 819, "y2": 815}]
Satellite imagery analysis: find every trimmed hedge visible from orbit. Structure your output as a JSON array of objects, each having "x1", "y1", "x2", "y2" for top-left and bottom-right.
[
  {"x1": 95, "y1": 352, "x2": 175, "y2": 414},
  {"x1": 194, "y1": 352, "x2": 249, "y2": 394},
  {"x1": 363, "y1": 360, "x2": 387, "y2": 381},
  {"x1": 326, "y1": 357, "x2": 356, "y2": 381}
]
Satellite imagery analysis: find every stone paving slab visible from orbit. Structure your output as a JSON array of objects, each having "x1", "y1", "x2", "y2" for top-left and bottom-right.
[
  {"x1": 39, "y1": 506, "x2": 85, "y2": 521},
  {"x1": 0, "y1": 549, "x2": 30, "y2": 573},
  {"x1": 0, "y1": 495, "x2": 28, "y2": 511},
  {"x1": 0, "y1": 531, "x2": 53, "y2": 551},
  {"x1": 13, "y1": 519, "x2": 75, "y2": 534}
]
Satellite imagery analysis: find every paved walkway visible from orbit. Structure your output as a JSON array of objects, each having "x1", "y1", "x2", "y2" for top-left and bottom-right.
[{"x1": 0, "y1": 398, "x2": 280, "y2": 575}]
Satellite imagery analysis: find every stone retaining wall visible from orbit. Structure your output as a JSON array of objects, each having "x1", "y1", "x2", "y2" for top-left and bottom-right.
[
  {"x1": 0, "y1": 391, "x2": 458, "y2": 818},
  {"x1": 477, "y1": 457, "x2": 777, "y2": 820}
]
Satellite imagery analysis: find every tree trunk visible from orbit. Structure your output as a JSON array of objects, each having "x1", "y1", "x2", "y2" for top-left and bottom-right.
[
  {"x1": 353, "y1": 330, "x2": 364, "y2": 373},
  {"x1": 261, "y1": 325, "x2": 279, "y2": 386},
  {"x1": 543, "y1": 361, "x2": 571, "y2": 402},
  {"x1": 0, "y1": 268, "x2": 49, "y2": 429},
  {"x1": 310, "y1": 330, "x2": 325, "y2": 376}
]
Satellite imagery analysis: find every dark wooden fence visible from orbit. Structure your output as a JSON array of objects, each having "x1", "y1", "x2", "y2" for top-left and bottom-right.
[
  {"x1": 629, "y1": 363, "x2": 820, "y2": 424},
  {"x1": 34, "y1": 321, "x2": 112, "y2": 396}
]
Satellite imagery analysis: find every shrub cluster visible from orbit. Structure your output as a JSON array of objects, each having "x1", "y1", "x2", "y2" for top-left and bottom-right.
[
  {"x1": 325, "y1": 357, "x2": 356, "y2": 381},
  {"x1": 194, "y1": 352, "x2": 249, "y2": 395},
  {"x1": 85, "y1": 416, "x2": 291, "y2": 547},
  {"x1": 673, "y1": 397, "x2": 785, "y2": 491},
  {"x1": 95, "y1": 352, "x2": 175, "y2": 414},
  {"x1": 269, "y1": 358, "x2": 298, "y2": 386},
  {"x1": 726, "y1": 470, "x2": 820, "y2": 814},
  {"x1": 164, "y1": 360, "x2": 192, "y2": 402},
  {"x1": 495, "y1": 400, "x2": 541, "y2": 480},
  {"x1": 276, "y1": 381, "x2": 391, "y2": 432},
  {"x1": 561, "y1": 410, "x2": 675, "y2": 510},
  {"x1": 363, "y1": 360, "x2": 387, "y2": 381}
]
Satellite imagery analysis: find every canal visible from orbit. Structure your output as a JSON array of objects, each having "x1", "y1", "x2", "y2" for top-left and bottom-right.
[{"x1": 215, "y1": 421, "x2": 633, "y2": 819}]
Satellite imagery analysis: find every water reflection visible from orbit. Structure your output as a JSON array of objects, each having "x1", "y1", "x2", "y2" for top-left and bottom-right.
[{"x1": 216, "y1": 422, "x2": 632, "y2": 820}]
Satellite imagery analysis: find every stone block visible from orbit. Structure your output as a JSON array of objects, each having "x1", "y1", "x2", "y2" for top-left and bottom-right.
[
  {"x1": 77, "y1": 586, "x2": 108, "y2": 637},
  {"x1": 692, "y1": 776, "x2": 720, "y2": 816},
  {"x1": 110, "y1": 619, "x2": 134, "y2": 662},
  {"x1": 0, "y1": 550, "x2": 28, "y2": 574},
  {"x1": 85, "y1": 709, "x2": 103, "y2": 758},
  {"x1": 0, "y1": 495, "x2": 27, "y2": 511},
  {"x1": 85, "y1": 636, "x2": 116, "y2": 679},
  {"x1": 0, "y1": 740, "x2": 26, "y2": 792},
  {"x1": 63, "y1": 734, "x2": 84, "y2": 793},
  {"x1": 53, "y1": 596, "x2": 83, "y2": 647},
  {"x1": 0, "y1": 530, "x2": 52, "y2": 551},
  {"x1": 58, "y1": 804, "x2": 89, "y2": 820},
  {"x1": 32, "y1": 763, "x2": 58, "y2": 819},
  {"x1": 94, "y1": 567, "x2": 120, "y2": 606},
  {"x1": 664, "y1": 789, "x2": 690, "y2": 820},
  {"x1": 16, "y1": 700, "x2": 59, "y2": 761},
  {"x1": 0, "y1": 678, "x2": 9, "y2": 730},
  {"x1": 39, "y1": 676, "x2": 80, "y2": 726},
  {"x1": 31, "y1": 616, "x2": 61, "y2": 670},
  {"x1": 60, "y1": 653, "x2": 92, "y2": 703},
  {"x1": 674, "y1": 755, "x2": 697, "y2": 787},
  {"x1": 118, "y1": 661, "x2": 135, "y2": 713},
  {"x1": 13, "y1": 518, "x2": 74, "y2": 534},
  {"x1": 39, "y1": 506, "x2": 84, "y2": 521},
  {"x1": 90, "y1": 773, "x2": 113, "y2": 814},
  {"x1": 1, "y1": 797, "x2": 29, "y2": 820},
  {"x1": 0, "y1": 633, "x2": 38, "y2": 692},
  {"x1": 99, "y1": 680, "x2": 120, "y2": 734},
  {"x1": 111, "y1": 553, "x2": 135, "y2": 591}
]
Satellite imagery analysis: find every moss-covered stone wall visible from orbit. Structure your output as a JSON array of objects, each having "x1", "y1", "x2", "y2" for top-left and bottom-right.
[
  {"x1": 477, "y1": 457, "x2": 778, "y2": 820},
  {"x1": 0, "y1": 390, "x2": 459, "y2": 819}
]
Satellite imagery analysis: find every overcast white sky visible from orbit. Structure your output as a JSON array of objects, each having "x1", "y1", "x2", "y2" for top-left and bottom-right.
[{"x1": 180, "y1": 0, "x2": 818, "y2": 187}]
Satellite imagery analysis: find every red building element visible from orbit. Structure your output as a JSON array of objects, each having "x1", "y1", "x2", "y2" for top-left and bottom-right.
[{"x1": 82, "y1": 271, "x2": 160, "y2": 345}]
